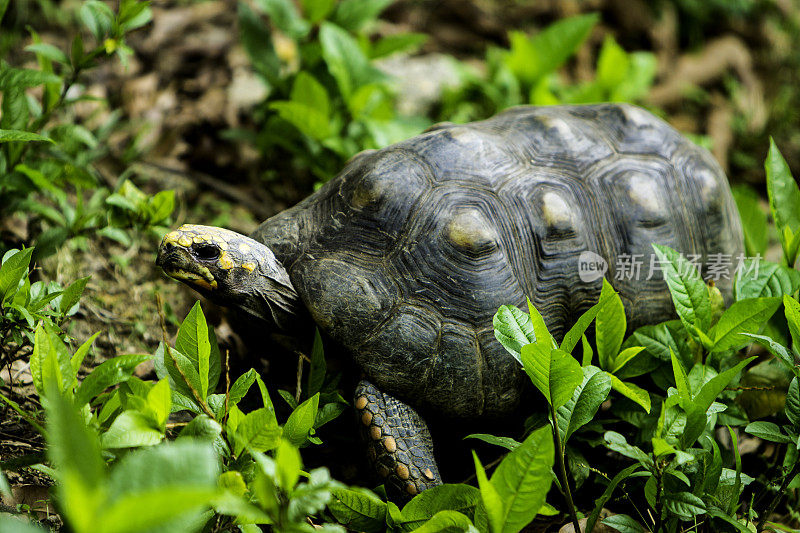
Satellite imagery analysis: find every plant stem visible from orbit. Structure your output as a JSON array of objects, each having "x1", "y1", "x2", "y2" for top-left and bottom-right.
[
  {"x1": 756, "y1": 460, "x2": 800, "y2": 532},
  {"x1": 551, "y1": 404, "x2": 581, "y2": 532}
]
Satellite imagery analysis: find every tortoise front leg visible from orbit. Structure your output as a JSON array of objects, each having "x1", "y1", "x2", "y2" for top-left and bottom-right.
[{"x1": 354, "y1": 380, "x2": 441, "y2": 498}]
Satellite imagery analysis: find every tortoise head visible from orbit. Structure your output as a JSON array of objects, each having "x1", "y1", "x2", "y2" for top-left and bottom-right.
[{"x1": 156, "y1": 224, "x2": 303, "y2": 331}]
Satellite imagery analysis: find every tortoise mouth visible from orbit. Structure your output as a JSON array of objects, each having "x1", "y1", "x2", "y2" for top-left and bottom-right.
[{"x1": 156, "y1": 247, "x2": 218, "y2": 290}]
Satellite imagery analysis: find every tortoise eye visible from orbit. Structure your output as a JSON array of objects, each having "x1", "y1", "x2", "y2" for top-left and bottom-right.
[{"x1": 193, "y1": 243, "x2": 220, "y2": 261}]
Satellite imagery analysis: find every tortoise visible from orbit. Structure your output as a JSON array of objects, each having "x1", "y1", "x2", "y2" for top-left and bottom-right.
[{"x1": 156, "y1": 103, "x2": 744, "y2": 497}]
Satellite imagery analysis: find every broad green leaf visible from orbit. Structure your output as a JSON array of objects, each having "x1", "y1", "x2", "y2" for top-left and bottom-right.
[
  {"x1": 652, "y1": 244, "x2": 711, "y2": 336},
  {"x1": 301, "y1": 0, "x2": 335, "y2": 23},
  {"x1": 283, "y1": 393, "x2": 320, "y2": 447},
  {"x1": 560, "y1": 296, "x2": 608, "y2": 355},
  {"x1": 30, "y1": 321, "x2": 73, "y2": 396},
  {"x1": 101, "y1": 410, "x2": 164, "y2": 448},
  {"x1": 784, "y1": 295, "x2": 800, "y2": 352},
  {"x1": 228, "y1": 368, "x2": 257, "y2": 407},
  {"x1": 270, "y1": 101, "x2": 332, "y2": 140},
  {"x1": 611, "y1": 346, "x2": 645, "y2": 374},
  {"x1": 709, "y1": 297, "x2": 781, "y2": 352},
  {"x1": 0, "y1": 516, "x2": 47, "y2": 532},
  {"x1": 603, "y1": 431, "x2": 652, "y2": 465},
  {"x1": 25, "y1": 43, "x2": 69, "y2": 65},
  {"x1": 744, "y1": 421, "x2": 793, "y2": 443},
  {"x1": 175, "y1": 302, "x2": 220, "y2": 397},
  {"x1": 0, "y1": 248, "x2": 33, "y2": 304},
  {"x1": 154, "y1": 344, "x2": 203, "y2": 410},
  {"x1": 238, "y1": 3, "x2": 281, "y2": 85},
  {"x1": 411, "y1": 510, "x2": 479, "y2": 533},
  {"x1": 291, "y1": 71, "x2": 330, "y2": 118},
  {"x1": 734, "y1": 260, "x2": 800, "y2": 300},
  {"x1": 320, "y1": 22, "x2": 386, "y2": 98},
  {"x1": 557, "y1": 366, "x2": 612, "y2": 445},
  {"x1": 489, "y1": 425, "x2": 554, "y2": 533},
  {"x1": 670, "y1": 348, "x2": 691, "y2": 406},
  {"x1": 75, "y1": 353, "x2": 150, "y2": 406},
  {"x1": 79, "y1": 1, "x2": 114, "y2": 38},
  {"x1": 527, "y1": 298, "x2": 555, "y2": 349},
  {"x1": 235, "y1": 407, "x2": 282, "y2": 455},
  {"x1": 505, "y1": 13, "x2": 598, "y2": 83},
  {"x1": 274, "y1": 438, "x2": 302, "y2": 490},
  {"x1": 693, "y1": 357, "x2": 756, "y2": 412},
  {"x1": 370, "y1": 33, "x2": 428, "y2": 59},
  {"x1": 146, "y1": 378, "x2": 172, "y2": 429},
  {"x1": 520, "y1": 345, "x2": 582, "y2": 409},
  {"x1": 464, "y1": 434, "x2": 520, "y2": 452},
  {"x1": 596, "y1": 35, "x2": 629, "y2": 90},
  {"x1": 45, "y1": 389, "x2": 105, "y2": 533},
  {"x1": 307, "y1": 329, "x2": 326, "y2": 397},
  {"x1": 331, "y1": 0, "x2": 393, "y2": 31},
  {"x1": 743, "y1": 333, "x2": 797, "y2": 375},
  {"x1": 397, "y1": 484, "x2": 479, "y2": 532},
  {"x1": 472, "y1": 452, "x2": 503, "y2": 533},
  {"x1": 732, "y1": 185, "x2": 768, "y2": 256},
  {"x1": 329, "y1": 487, "x2": 387, "y2": 533},
  {"x1": 493, "y1": 305, "x2": 536, "y2": 363},
  {"x1": 254, "y1": 0, "x2": 310, "y2": 38},
  {"x1": 0, "y1": 129, "x2": 53, "y2": 143},
  {"x1": 596, "y1": 278, "x2": 626, "y2": 370},
  {"x1": 665, "y1": 491, "x2": 706, "y2": 519},
  {"x1": 178, "y1": 415, "x2": 222, "y2": 441},
  {"x1": 786, "y1": 377, "x2": 800, "y2": 428},
  {"x1": 58, "y1": 276, "x2": 90, "y2": 315},
  {"x1": 766, "y1": 139, "x2": 800, "y2": 263},
  {"x1": 601, "y1": 514, "x2": 647, "y2": 533},
  {"x1": 607, "y1": 374, "x2": 651, "y2": 413}
]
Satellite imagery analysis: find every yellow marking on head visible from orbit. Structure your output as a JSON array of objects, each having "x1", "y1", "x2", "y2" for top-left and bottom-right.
[
  {"x1": 178, "y1": 235, "x2": 192, "y2": 247},
  {"x1": 241, "y1": 262, "x2": 256, "y2": 272},
  {"x1": 238, "y1": 242, "x2": 251, "y2": 253},
  {"x1": 167, "y1": 267, "x2": 218, "y2": 289},
  {"x1": 218, "y1": 250, "x2": 235, "y2": 270}
]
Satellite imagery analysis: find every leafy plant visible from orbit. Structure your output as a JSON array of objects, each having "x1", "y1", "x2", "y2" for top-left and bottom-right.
[{"x1": 235, "y1": 0, "x2": 429, "y2": 182}]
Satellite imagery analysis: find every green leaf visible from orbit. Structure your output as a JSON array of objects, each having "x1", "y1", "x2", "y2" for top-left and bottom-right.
[
  {"x1": 786, "y1": 377, "x2": 800, "y2": 428},
  {"x1": 596, "y1": 35, "x2": 629, "y2": 90},
  {"x1": 472, "y1": 452, "x2": 503, "y2": 533},
  {"x1": 307, "y1": 329, "x2": 327, "y2": 397},
  {"x1": 734, "y1": 260, "x2": 800, "y2": 300},
  {"x1": 652, "y1": 244, "x2": 711, "y2": 337},
  {"x1": 557, "y1": 366, "x2": 612, "y2": 445},
  {"x1": 493, "y1": 305, "x2": 536, "y2": 363},
  {"x1": 411, "y1": 510, "x2": 479, "y2": 533},
  {"x1": 283, "y1": 392, "x2": 320, "y2": 447},
  {"x1": 270, "y1": 101, "x2": 332, "y2": 141},
  {"x1": 301, "y1": 0, "x2": 335, "y2": 23},
  {"x1": 228, "y1": 368, "x2": 257, "y2": 407},
  {"x1": 732, "y1": 185, "x2": 769, "y2": 256},
  {"x1": 25, "y1": 43, "x2": 69, "y2": 65},
  {"x1": 320, "y1": 22, "x2": 386, "y2": 98},
  {"x1": 178, "y1": 415, "x2": 222, "y2": 441},
  {"x1": 561, "y1": 297, "x2": 606, "y2": 355},
  {"x1": 521, "y1": 344, "x2": 582, "y2": 409},
  {"x1": 331, "y1": 0, "x2": 393, "y2": 31},
  {"x1": 665, "y1": 491, "x2": 706, "y2": 519},
  {"x1": 238, "y1": 2, "x2": 281, "y2": 85},
  {"x1": 741, "y1": 333, "x2": 797, "y2": 376},
  {"x1": 464, "y1": 434, "x2": 520, "y2": 452},
  {"x1": 607, "y1": 374, "x2": 651, "y2": 413},
  {"x1": 601, "y1": 514, "x2": 647, "y2": 533},
  {"x1": 489, "y1": 425, "x2": 555, "y2": 533},
  {"x1": 0, "y1": 248, "x2": 33, "y2": 305},
  {"x1": 79, "y1": 1, "x2": 114, "y2": 38},
  {"x1": 397, "y1": 484, "x2": 479, "y2": 532},
  {"x1": 235, "y1": 407, "x2": 282, "y2": 455},
  {"x1": 30, "y1": 321, "x2": 73, "y2": 397},
  {"x1": 784, "y1": 295, "x2": 800, "y2": 354},
  {"x1": 596, "y1": 278, "x2": 626, "y2": 370},
  {"x1": 0, "y1": 129, "x2": 53, "y2": 143},
  {"x1": 101, "y1": 410, "x2": 164, "y2": 448},
  {"x1": 254, "y1": 0, "x2": 310, "y2": 38},
  {"x1": 328, "y1": 487, "x2": 387, "y2": 533},
  {"x1": 505, "y1": 13, "x2": 598, "y2": 84},
  {"x1": 75, "y1": 353, "x2": 150, "y2": 406},
  {"x1": 603, "y1": 431, "x2": 652, "y2": 465},
  {"x1": 175, "y1": 302, "x2": 220, "y2": 398},
  {"x1": 58, "y1": 276, "x2": 90, "y2": 315},
  {"x1": 291, "y1": 71, "x2": 330, "y2": 118},
  {"x1": 766, "y1": 139, "x2": 800, "y2": 264},
  {"x1": 527, "y1": 298, "x2": 555, "y2": 349},
  {"x1": 709, "y1": 297, "x2": 781, "y2": 352},
  {"x1": 611, "y1": 346, "x2": 645, "y2": 374},
  {"x1": 45, "y1": 390, "x2": 106, "y2": 533},
  {"x1": 693, "y1": 356, "x2": 756, "y2": 412},
  {"x1": 370, "y1": 33, "x2": 428, "y2": 59},
  {"x1": 744, "y1": 421, "x2": 793, "y2": 443},
  {"x1": 274, "y1": 438, "x2": 302, "y2": 490}
]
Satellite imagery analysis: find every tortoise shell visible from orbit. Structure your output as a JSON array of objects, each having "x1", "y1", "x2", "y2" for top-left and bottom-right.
[{"x1": 251, "y1": 104, "x2": 744, "y2": 418}]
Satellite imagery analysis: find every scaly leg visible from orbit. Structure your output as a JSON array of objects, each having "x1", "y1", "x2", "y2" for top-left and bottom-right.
[{"x1": 354, "y1": 379, "x2": 442, "y2": 499}]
